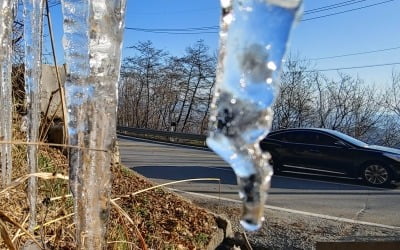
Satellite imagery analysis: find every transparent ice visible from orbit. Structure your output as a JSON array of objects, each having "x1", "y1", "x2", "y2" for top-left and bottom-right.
[
  {"x1": 0, "y1": 0, "x2": 15, "y2": 186},
  {"x1": 23, "y1": 0, "x2": 44, "y2": 231},
  {"x1": 207, "y1": 0, "x2": 302, "y2": 231},
  {"x1": 61, "y1": 0, "x2": 127, "y2": 248}
]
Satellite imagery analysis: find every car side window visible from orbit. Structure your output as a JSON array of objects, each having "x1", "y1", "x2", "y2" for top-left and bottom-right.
[
  {"x1": 268, "y1": 131, "x2": 341, "y2": 146},
  {"x1": 280, "y1": 132, "x2": 297, "y2": 142},
  {"x1": 292, "y1": 132, "x2": 317, "y2": 144},
  {"x1": 268, "y1": 132, "x2": 286, "y2": 141},
  {"x1": 277, "y1": 131, "x2": 317, "y2": 144},
  {"x1": 314, "y1": 133, "x2": 339, "y2": 146},
  {"x1": 268, "y1": 131, "x2": 300, "y2": 142}
]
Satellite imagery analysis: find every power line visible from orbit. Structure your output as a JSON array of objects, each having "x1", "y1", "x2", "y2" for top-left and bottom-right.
[
  {"x1": 126, "y1": 26, "x2": 218, "y2": 32},
  {"x1": 305, "y1": 0, "x2": 362, "y2": 13},
  {"x1": 308, "y1": 46, "x2": 400, "y2": 61},
  {"x1": 125, "y1": 0, "x2": 395, "y2": 35},
  {"x1": 48, "y1": 1, "x2": 366, "y2": 15},
  {"x1": 304, "y1": 62, "x2": 400, "y2": 72},
  {"x1": 48, "y1": 1, "x2": 60, "y2": 8},
  {"x1": 127, "y1": 0, "x2": 380, "y2": 17},
  {"x1": 133, "y1": 1, "x2": 365, "y2": 16},
  {"x1": 133, "y1": 7, "x2": 218, "y2": 16},
  {"x1": 125, "y1": 26, "x2": 218, "y2": 35},
  {"x1": 115, "y1": 1, "x2": 368, "y2": 16},
  {"x1": 49, "y1": 0, "x2": 394, "y2": 34},
  {"x1": 304, "y1": 0, "x2": 369, "y2": 15},
  {"x1": 302, "y1": 0, "x2": 395, "y2": 21},
  {"x1": 125, "y1": 29, "x2": 218, "y2": 35}
]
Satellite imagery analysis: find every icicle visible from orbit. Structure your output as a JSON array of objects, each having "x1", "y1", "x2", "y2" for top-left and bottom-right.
[
  {"x1": 207, "y1": 0, "x2": 302, "y2": 231},
  {"x1": 61, "y1": 0, "x2": 127, "y2": 248},
  {"x1": 23, "y1": 0, "x2": 44, "y2": 231},
  {"x1": 0, "y1": 0, "x2": 15, "y2": 186}
]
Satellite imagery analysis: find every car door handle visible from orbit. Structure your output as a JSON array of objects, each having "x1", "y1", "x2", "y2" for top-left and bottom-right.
[{"x1": 309, "y1": 149, "x2": 320, "y2": 153}]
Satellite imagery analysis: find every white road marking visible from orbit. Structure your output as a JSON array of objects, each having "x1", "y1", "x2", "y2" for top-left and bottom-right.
[{"x1": 171, "y1": 188, "x2": 400, "y2": 230}]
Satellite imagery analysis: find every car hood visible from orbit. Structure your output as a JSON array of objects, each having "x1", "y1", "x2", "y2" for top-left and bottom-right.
[{"x1": 366, "y1": 145, "x2": 400, "y2": 155}]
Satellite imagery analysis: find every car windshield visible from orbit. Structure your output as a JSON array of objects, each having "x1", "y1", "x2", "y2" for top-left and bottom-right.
[{"x1": 327, "y1": 130, "x2": 369, "y2": 147}]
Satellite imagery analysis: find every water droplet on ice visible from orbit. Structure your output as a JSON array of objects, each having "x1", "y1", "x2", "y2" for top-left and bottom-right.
[
  {"x1": 223, "y1": 13, "x2": 234, "y2": 25},
  {"x1": 267, "y1": 61, "x2": 277, "y2": 71},
  {"x1": 221, "y1": 0, "x2": 232, "y2": 9}
]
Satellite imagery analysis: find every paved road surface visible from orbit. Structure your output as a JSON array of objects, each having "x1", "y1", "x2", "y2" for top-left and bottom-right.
[{"x1": 119, "y1": 136, "x2": 400, "y2": 228}]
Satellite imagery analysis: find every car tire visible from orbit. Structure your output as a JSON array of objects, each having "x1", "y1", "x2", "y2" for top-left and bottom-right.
[{"x1": 362, "y1": 163, "x2": 393, "y2": 187}]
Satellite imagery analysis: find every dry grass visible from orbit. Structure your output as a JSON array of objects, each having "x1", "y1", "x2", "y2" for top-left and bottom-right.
[{"x1": 0, "y1": 115, "x2": 218, "y2": 249}]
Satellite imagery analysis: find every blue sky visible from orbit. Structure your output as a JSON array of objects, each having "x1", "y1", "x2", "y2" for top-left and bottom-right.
[{"x1": 46, "y1": 0, "x2": 400, "y2": 86}]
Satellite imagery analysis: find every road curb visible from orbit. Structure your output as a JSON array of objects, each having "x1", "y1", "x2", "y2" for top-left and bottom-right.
[{"x1": 206, "y1": 214, "x2": 235, "y2": 250}]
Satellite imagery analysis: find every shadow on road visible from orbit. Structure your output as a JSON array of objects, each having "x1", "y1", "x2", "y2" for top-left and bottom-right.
[
  {"x1": 273, "y1": 172, "x2": 399, "y2": 191},
  {"x1": 174, "y1": 189, "x2": 400, "y2": 196},
  {"x1": 132, "y1": 165, "x2": 237, "y2": 185},
  {"x1": 131, "y1": 165, "x2": 399, "y2": 192}
]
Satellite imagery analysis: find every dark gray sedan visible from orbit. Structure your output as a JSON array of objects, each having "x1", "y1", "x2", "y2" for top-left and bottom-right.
[{"x1": 260, "y1": 128, "x2": 400, "y2": 187}]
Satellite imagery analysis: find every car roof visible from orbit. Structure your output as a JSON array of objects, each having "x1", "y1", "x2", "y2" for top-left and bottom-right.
[
  {"x1": 268, "y1": 127, "x2": 335, "y2": 135},
  {"x1": 267, "y1": 127, "x2": 371, "y2": 148}
]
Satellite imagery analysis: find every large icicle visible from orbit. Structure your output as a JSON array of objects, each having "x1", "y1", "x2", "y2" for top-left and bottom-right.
[
  {"x1": 207, "y1": 0, "x2": 302, "y2": 231},
  {"x1": 61, "y1": 0, "x2": 127, "y2": 248},
  {"x1": 23, "y1": 0, "x2": 44, "y2": 231},
  {"x1": 0, "y1": 0, "x2": 15, "y2": 186}
]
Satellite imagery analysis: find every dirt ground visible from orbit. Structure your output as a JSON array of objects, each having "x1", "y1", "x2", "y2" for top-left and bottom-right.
[{"x1": 189, "y1": 196, "x2": 400, "y2": 249}]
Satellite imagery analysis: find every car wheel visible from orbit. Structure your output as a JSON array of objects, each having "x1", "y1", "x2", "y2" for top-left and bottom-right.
[{"x1": 362, "y1": 163, "x2": 392, "y2": 187}]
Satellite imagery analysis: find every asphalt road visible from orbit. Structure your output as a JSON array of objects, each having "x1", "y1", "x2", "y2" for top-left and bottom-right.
[{"x1": 119, "y1": 136, "x2": 400, "y2": 228}]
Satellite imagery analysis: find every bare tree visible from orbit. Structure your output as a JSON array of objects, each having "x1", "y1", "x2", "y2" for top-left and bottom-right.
[
  {"x1": 180, "y1": 40, "x2": 215, "y2": 132},
  {"x1": 120, "y1": 41, "x2": 167, "y2": 128},
  {"x1": 374, "y1": 114, "x2": 400, "y2": 147},
  {"x1": 117, "y1": 42, "x2": 397, "y2": 147},
  {"x1": 273, "y1": 56, "x2": 386, "y2": 145},
  {"x1": 315, "y1": 73, "x2": 383, "y2": 140},
  {"x1": 384, "y1": 70, "x2": 400, "y2": 118},
  {"x1": 273, "y1": 56, "x2": 316, "y2": 129},
  {"x1": 117, "y1": 40, "x2": 216, "y2": 134}
]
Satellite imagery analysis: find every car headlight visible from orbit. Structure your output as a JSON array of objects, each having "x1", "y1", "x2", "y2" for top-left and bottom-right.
[{"x1": 383, "y1": 153, "x2": 400, "y2": 162}]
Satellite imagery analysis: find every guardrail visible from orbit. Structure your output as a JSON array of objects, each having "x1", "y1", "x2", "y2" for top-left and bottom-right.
[{"x1": 117, "y1": 126, "x2": 207, "y2": 147}]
